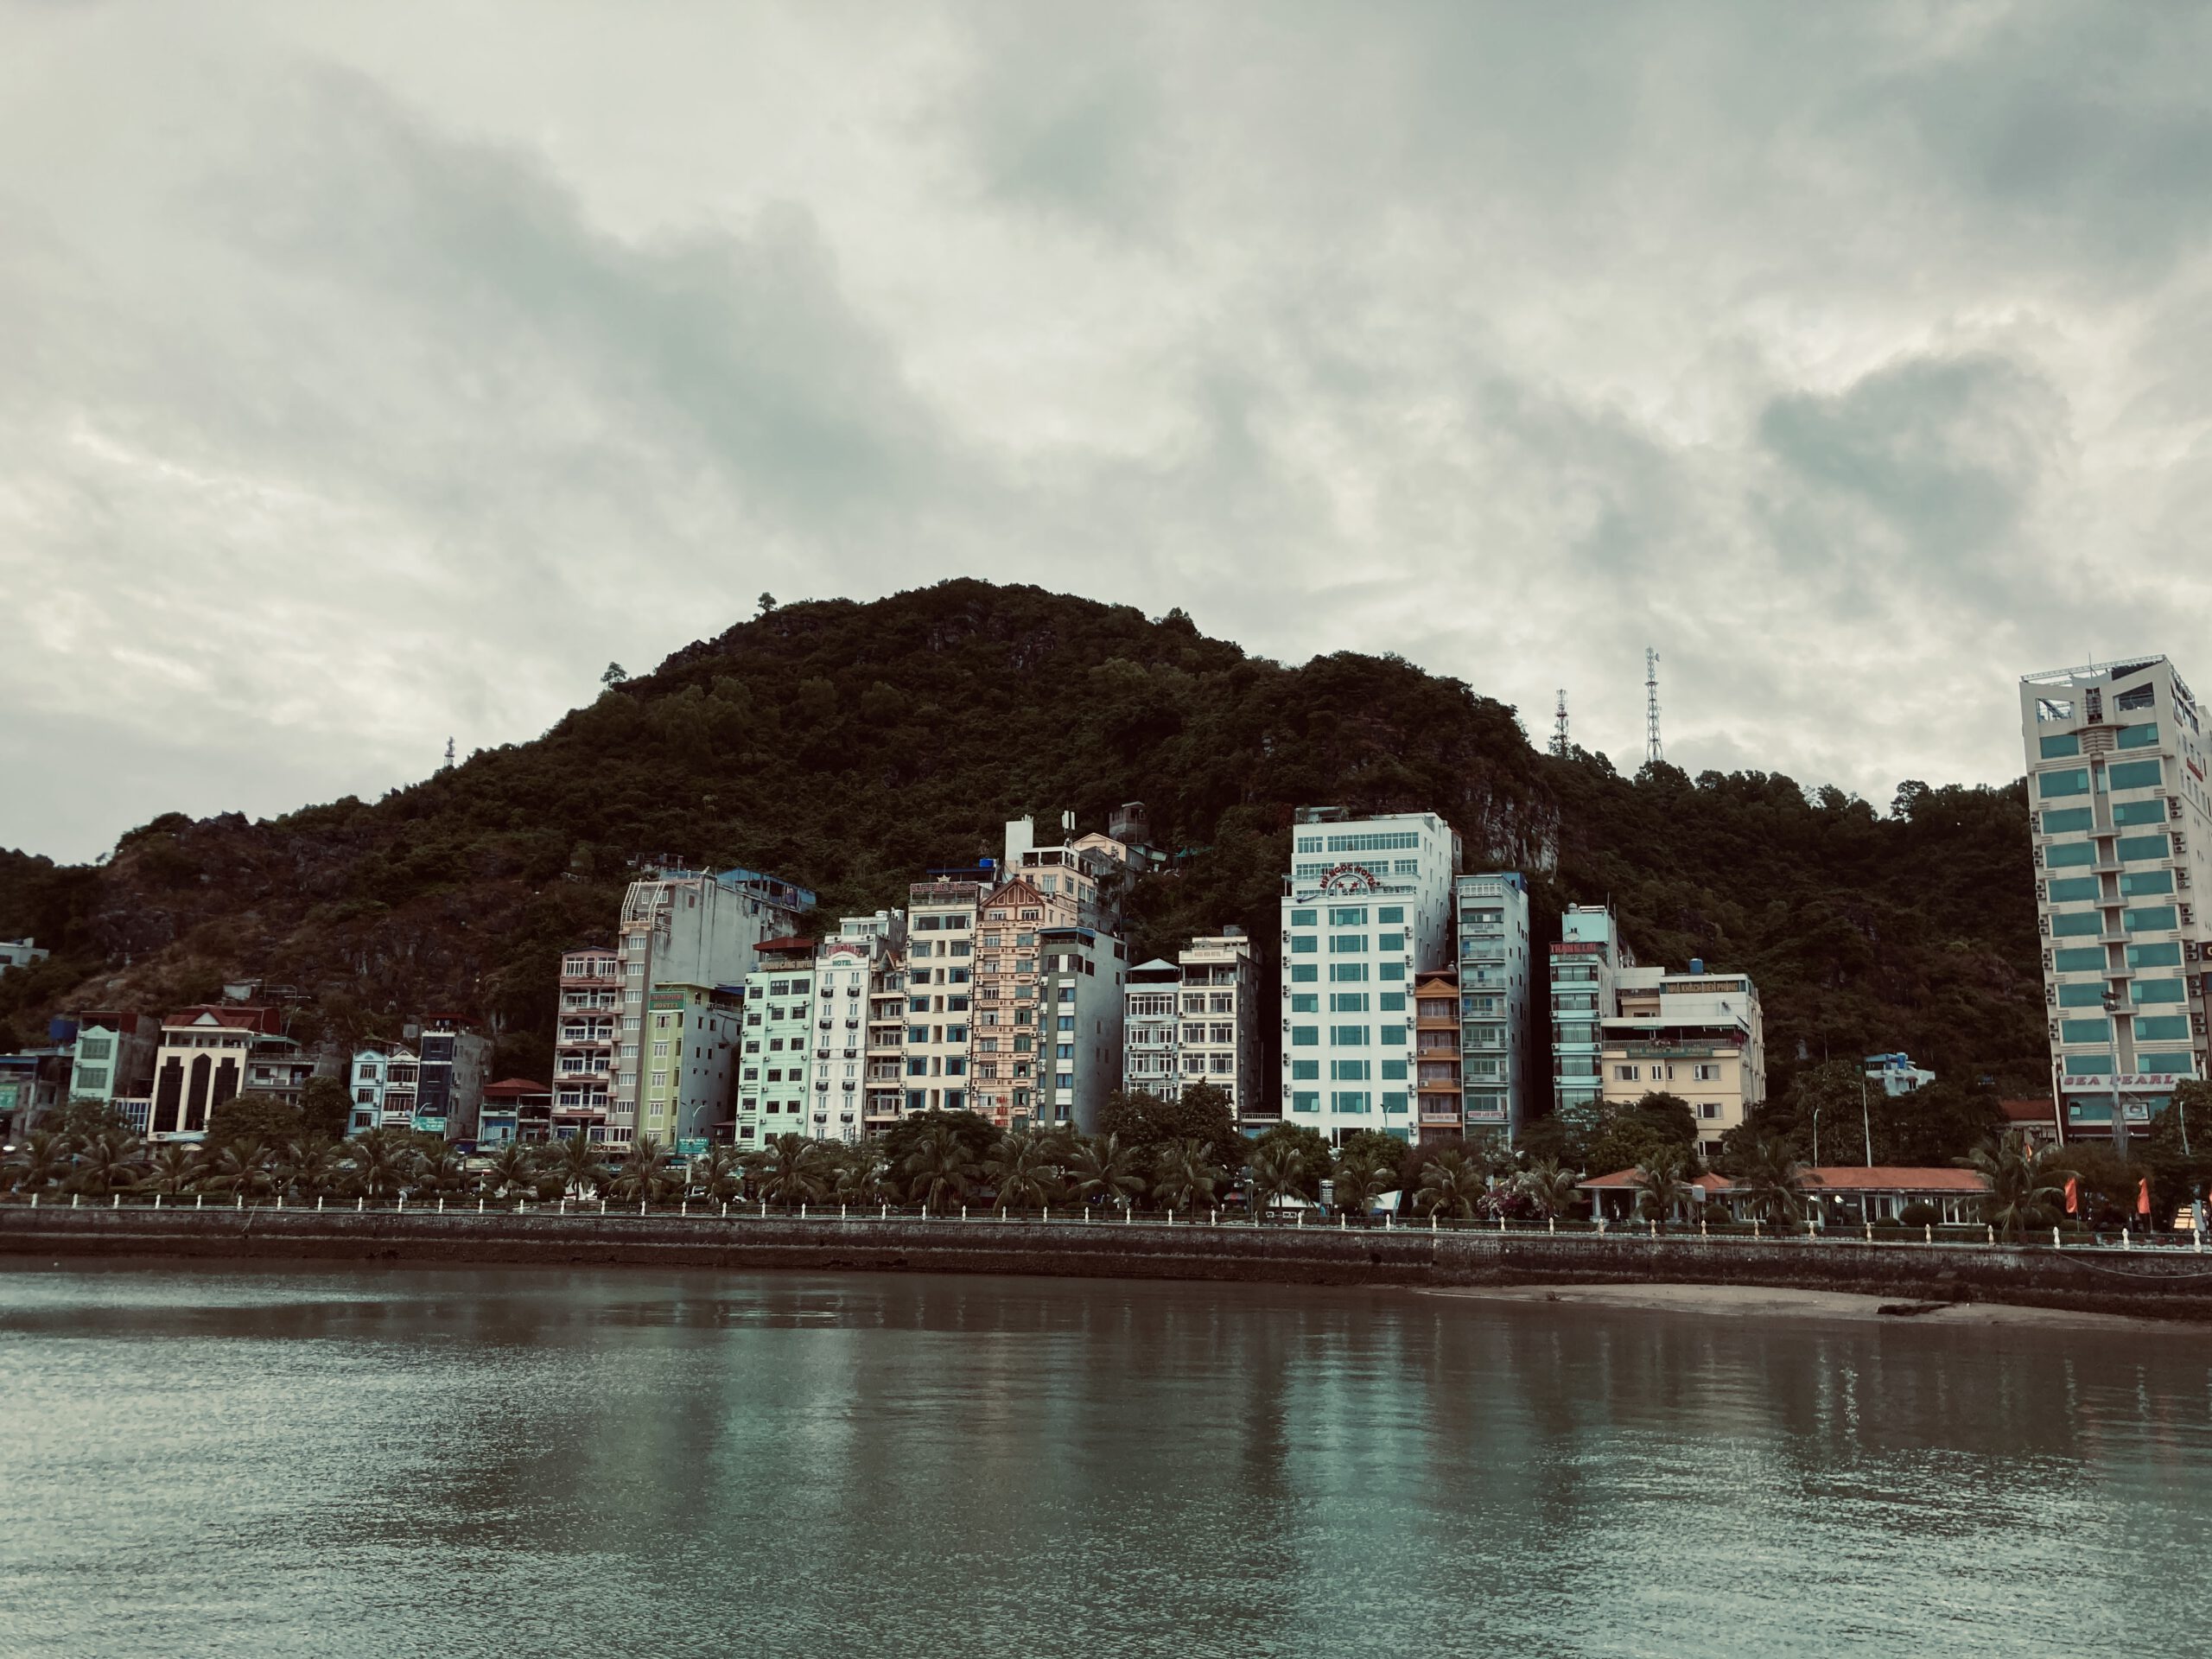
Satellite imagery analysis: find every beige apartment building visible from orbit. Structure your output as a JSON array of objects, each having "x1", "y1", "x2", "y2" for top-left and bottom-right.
[{"x1": 1598, "y1": 962, "x2": 1766, "y2": 1160}]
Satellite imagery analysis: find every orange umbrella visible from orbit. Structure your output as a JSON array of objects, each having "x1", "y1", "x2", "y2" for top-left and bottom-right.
[
  {"x1": 2065, "y1": 1176, "x2": 2079, "y2": 1216},
  {"x1": 2138, "y1": 1177, "x2": 2152, "y2": 1217}
]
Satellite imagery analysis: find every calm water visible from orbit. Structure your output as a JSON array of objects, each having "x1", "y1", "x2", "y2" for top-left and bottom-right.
[{"x1": 2, "y1": 1266, "x2": 2209, "y2": 1658}]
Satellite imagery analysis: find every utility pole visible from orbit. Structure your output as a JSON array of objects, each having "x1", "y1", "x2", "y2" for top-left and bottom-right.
[
  {"x1": 1644, "y1": 649, "x2": 1663, "y2": 766},
  {"x1": 1550, "y1": 690, "x2": 1570, "y2": 758},
  {"x1": 1860, "y1": 1070, "x2": 1873, "y2": 1166}
]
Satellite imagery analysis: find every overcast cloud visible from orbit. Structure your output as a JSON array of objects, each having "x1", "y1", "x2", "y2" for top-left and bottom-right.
[{"x1": 3, "y1": 0, "x2": 2209, "y2": 862}]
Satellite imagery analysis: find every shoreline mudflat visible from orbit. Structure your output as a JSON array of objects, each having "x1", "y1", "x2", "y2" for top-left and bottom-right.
[
  {"x1": 7, "y1": 1205, "x2": 2212, "y2": 1322},
  {"x1": 1417, "y1": 1281, "x2": 2206, "y2": 1332}
]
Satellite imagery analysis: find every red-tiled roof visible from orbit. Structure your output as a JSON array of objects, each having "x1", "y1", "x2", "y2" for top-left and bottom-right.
[
  {"x1": 1582, "y1": 1165, "x2": 1983, "y2": 1194},
  {"x1": 163, "y1": 1006, "x2": 281, "y2": 1033},
  {"x1": 1800, "y1": 1166, "x2": 1983, "y2": 1193},
  {"x1": 757, "y1": 936, "x2": 817, "y2": 955},
  {"x1": 481, "y1": 1077, "x2": 551, "y2": 1098},
  {"x1": 1581, "y1": 1169, "x2": 1736, "y2": 1192}
]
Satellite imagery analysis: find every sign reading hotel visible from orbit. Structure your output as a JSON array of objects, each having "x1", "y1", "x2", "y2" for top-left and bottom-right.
[
  {"x1": 2058, "y1": 1072, "x2": 2180, "y2": 1091},
  {"x1": 1319, "y1": 863, "x2": 1384, "y2": 893}
]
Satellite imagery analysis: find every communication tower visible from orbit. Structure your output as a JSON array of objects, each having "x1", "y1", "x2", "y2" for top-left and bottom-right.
[
  {"x1": 1644, "y1": 650, "x2": 1663, "y2": 766},
  {"x1": 1550, "y1": 690, "x2": 1570, "y2": 758}
]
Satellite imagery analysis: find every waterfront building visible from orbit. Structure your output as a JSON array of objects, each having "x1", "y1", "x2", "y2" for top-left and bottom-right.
[
  {"x1": 1414, "y1": 967, "x2": 1463, "y2": 1143},
  {"x1": 1864, "y1": 1052, "x2": 1936, "y2": 1096},
  {"x1": 60, "y1": 1011, "x2": 159, "y2": 1115},
  {"x1": 1599, "y1": 960, "x2": 1767, "y2": 1160},
  {"x1": 407, "y1": 1015, "x2": 490, "y2": 1141},
  {"x1": 734, "y1": 937, "x2": 818, "y2": 1147},
  {"x1": 0, "y1": 938, "x2": 48, "y2": 976},
  {"x1": 1279, "y1": 808, "x2": 1463, "y2": 1144},
  {"x1": 0, "y1": 1047, "x2": 73, "y2": 1137},
  {"x1": 969, "y1": 875, "x2": 1083, "y2": 1128},
  {"x1": 1033, "y1": 925, "x2": 1128, "y2": 1133},
  {"x1": 478, "y1": 1078, "x2": 550, "y2": 1147},
  {"x1": 1550, "y1": 904, "x2": 1631, "y2": 1133},
  {"x1": 1179, "y1": 930, "x2": 1262, "y2": 1125},
  {"x1": 2019, "y1": 657, "x2": 2212, "y2": 1141},
  {"x1": 800, "y1": 913, "x2": 906, "y2": 1144},
  {"x1": 639, "y1": 986, "x2": 743, "y2": 1152},
  {"x1": 601, "y1": 865, "x2": 813, "y2": 1151},
  {"x1": 1122, "y1": 958, "x2": 1183, "y2": 1097},
  {"x1": 145, "y1": 1005, "x2": 284, "y2": 1141},
  {"x1": 1580, "y1": 1165, "x2": 1980, "y2": 1226},
  {"x1": 552, "y1": 948, "x2": 621, "y2": 1139},
  {"x1": 1456, "y1": 872, "x2": 1533, "y2": 1144},
  {"x1": 896, "y1": 878, "x2": 982, "y2": 1122}
]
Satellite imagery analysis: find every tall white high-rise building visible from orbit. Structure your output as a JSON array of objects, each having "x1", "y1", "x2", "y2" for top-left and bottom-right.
[
  {"x1": 1279, "y1": 809, "x2": 1462, "y2": 1145},
  {"x1": 2019, "y1": 658, "x2": 2212, "y2": 1141}
]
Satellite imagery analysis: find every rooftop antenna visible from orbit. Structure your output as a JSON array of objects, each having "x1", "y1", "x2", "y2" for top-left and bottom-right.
[
  {"x1": 1644, "y1": 649, "x2": 1663, "y2": 766},
  {"x1": 1551, "y1": 689, "x2": 1570, "y2": 758},
  {"x1": 442, "y1": 736, "x2": 455, "y2": 771}
]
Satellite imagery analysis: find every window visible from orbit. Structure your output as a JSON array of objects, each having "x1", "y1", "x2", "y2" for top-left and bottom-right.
[
  {"x1": 2059, "y1": 1019, "x2": 2111, "y2": 1046},
  {"x1": 2121, "y1": 869, "x2": 2174, "y2": 897},
  {"x1": 1330, "y1": 1025, "x2": 1370, "y2": 1046},
  {"x1": 1291, "y1": 1027, "x2": 1319, "y2": 1046},
  {"x1": 1329, "y1": 963, "x2": 1370, "y2": 983},
  {"x1": 1291, "y1": 1060, "x2": 1319, "y2": 1080},
  {"x1": 1616, "y1": 1065, "x2": 1639, "y2": 1081},
  {"x1": 1292, "y1": 1091, "x2": 1319, "y2": 1114},
  {"x1": 1331, "y1": 1090, "x2": 1371, "y2": 1113},
  {"x1": 2113, "y1": 799, "x2": 2169, "y2": 826},
  {"x1": 2124, "y1": 906, "x2": 2178, "y2": 932},
  {"x1": 2044, "y1": 877, "x2": 2099, "y2": 903},
  {"x1": 1291, "y1": 994, "x2": 1319, "y2": 1013},
  {"x1": 2126, "y1": 941, "x2": 2182, "y2": 969},
  {"x1": 1329, "y1": 935, "x2": 1368, "y2": 954},
  {"x1": 1692, "y1": 1063, "x2": 1720, "y2": 1082},
  {"x1": 2049, "y1": 912, "x2": 2101, "y2": 938},
  {"x1": 2118, "y1": 834, "x2": 2170, "y2": 862},
  {"x1": 1377, "y1": 962, "x2": 1405, "y2": 982},
  {"x1": 2114, "y1": 683, "x2": 2157, "y2": 712},
  {"x1": 2051, "y1": 947, "x2": 2104, "y2": 972},
  {"x1": 2038, "y1": 768, "x2": 2090, "y2": 798},
  {"x1": 1377, "y1": 906, "x2": 1404, "y2": 924},
  {"x1": 1291, "y1": 935, "x2": 1319, "y2": 955},
  {"x1": 1322, "y1": 831, "x2": 1418, "y2": 852},
  {"x1": 1328, "y1": 906, "x2": 1369, "y2": 926},
  {"x1": 2041, "y1": 808, "x2": 2094, "y2": 834},
  {"x1": 2109, "y1": 759, "x2": 2164, "y2": 791},
  {"x1": 1330, "y1": 993, "x2": 1370, "y2": 1013},
  {"x1": 1289, "y1": 908, "x2": 1316, "y2": 926},
  {"x1": 2116, "y1": 721, "x2": 2158, "y2": 749},
  {"x1": 1290, "y1": 963, "x2": 1319, "y2": 983},
  {"x1": 2039, "y1": 733, "x2": 2082, "y2": 759},
  {"x1": 2043, "y1": 841, "x2": 2094, "y2": 868}
]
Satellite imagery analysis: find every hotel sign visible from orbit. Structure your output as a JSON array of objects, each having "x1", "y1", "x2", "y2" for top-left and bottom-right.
[
  {"x1": 2059, "y1": 1072, "x2": 2180, "y2": 1091},
  {"x1": 1552, "y1": 942, "x2": 1602, "y2": 956},
  {"x1": 1319, "y1": 863, "x2": 1384, "y2": 893}
]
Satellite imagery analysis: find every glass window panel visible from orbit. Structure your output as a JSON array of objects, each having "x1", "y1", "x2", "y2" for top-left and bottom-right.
[
  {"x1": 2115, "y1": 722, "x2": 2158, "y2": 750},
  {"x1": 2109, "y1": 759, "x2": 2164, "y2": 791},
  {"x1": 2041, "y1": 808, "x2": 2094, "y2": 834},
  {"x1": 2038, "y1": 768, "x2": 2090, "y2": 798},
  {"x1": 2052, "y1": 947, "x2": 2104, "y2": 972},
  {"x1": 2118, "y1": 835, "x2": 2170, "y2": 862},
  {"x1": 2038, "y1": 733, "x2": 2082, "y2": 759},
  {"x1": 2044, "y1": 877, "x2": 2100, "y2": 902},
  {"x1": 2113, "y1": 799, "x2": 2168, "y2": 826},
  {"x1": 2044, "y1": 842, "x2": 2095, "y2": 868},
  {"x1": 2126, "y1": 942, "x2": 2183, "y2": 969}
]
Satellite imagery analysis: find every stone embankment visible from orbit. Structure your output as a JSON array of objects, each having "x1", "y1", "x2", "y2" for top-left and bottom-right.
[{"x1": 7, "y1": 1203, "x2": 2212, "y2": 1319}]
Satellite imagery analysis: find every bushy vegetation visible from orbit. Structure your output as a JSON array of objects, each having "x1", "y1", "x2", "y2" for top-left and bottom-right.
[{"x1": 0, "y1": 580, "x2": 2049, "y2": 1137}]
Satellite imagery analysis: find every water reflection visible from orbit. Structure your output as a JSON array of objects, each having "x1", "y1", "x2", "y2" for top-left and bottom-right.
[{"x1": 1, "y1": 1264, "x2": 2208, "y2": 1657}]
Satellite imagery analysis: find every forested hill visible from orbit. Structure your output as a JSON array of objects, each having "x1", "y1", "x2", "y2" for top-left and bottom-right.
[{"x1": 0, "y1": 580, "x2": 2043, "y2": 1096}]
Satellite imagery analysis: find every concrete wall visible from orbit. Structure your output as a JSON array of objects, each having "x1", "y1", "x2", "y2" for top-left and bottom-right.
[{"x1": 7, "y1": 1207, "x2": 2212, "y2": 1319}]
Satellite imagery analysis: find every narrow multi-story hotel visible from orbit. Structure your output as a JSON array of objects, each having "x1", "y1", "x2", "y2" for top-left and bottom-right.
[
  {"x1": 1122, "y1": 957, "x2": 1183, "y2": 1097},
  {"x1": 2021, "y1": 657, "x2": 2212, "y2": 1141},
  {"x1": 1034, "y1": 923, "x2": 1127, "y2": 1133},
  {"x1": 969, "y1": 875, "x2": 1073, "y2": 1126},
  {"x1": 734, "y1": 936, "x2": 818, "y2": 1147},
  {"x1": 1456, "y1": 871, "x2": 1533, "y2": 1144},
  {"x1": 1414, "y1": 967, "x2": 1463, "y2": 1142},
  {"x1": 1550, "y1": 903, "x2": 1630, "y2": 1132},
  {"x1": 144, "y1": 1005, "x2": 284, "y2": 1141},
  {"x1": 1599, "y1": 961, "x2": 1766, "y2": 1161},
  {"x1": 897, "y1": 876, "x2": 981, "y2": 1119},
  {"x1": 1178, "y1": 930, "x2": 1262, "y2": 1125},
  {"x1": 1279, "y1": 808, "x2": 1462, "y2": 1144},
  {"x1": 802, "y1": 912, "x2": 905, "y2": 1144}
]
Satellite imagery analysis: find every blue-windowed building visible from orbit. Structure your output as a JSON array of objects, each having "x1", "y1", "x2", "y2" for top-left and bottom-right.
[
  {"x1": 2020, "y1": 656, "x2": 2212, "y2": 1141},
  {"x1": 1278, "y1": 808, "x2": 1463, "y2": 1146}
]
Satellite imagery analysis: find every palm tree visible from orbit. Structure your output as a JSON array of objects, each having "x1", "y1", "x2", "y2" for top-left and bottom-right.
[
  {"x1": 480, "y1": 1141, "x2": 540, "y2": 1200},
  {"x1": 3, "y1": 1129, "x2": 71, "y2": 1195},
  {"x1": 1066, "y1": 1134, "x2": 1145, "y2": 1212},
  {"x1": 67, "y1": 1131, "x2": 145, "y2": 1198},
  {"x1": 141, "y1": 1142, "x2": 203, "y2": 1196},
  {"x1": 609, "y1": 1136, "x2": 675, "y2": 1204},
  {"x1": 1152, "y1": 1139, "x2": 1223, "y2": 1211},
  {"x1": 346, "y1": 1131, "x2": 410, "y2": 1202},
  {"x1": 1246, "y1": 1142, "x2": 1306, "y2": 1223},
  {"x1": 275, "y1": 1138, "x2": 346, "y2": 1204},
  {"x1": 411, "y1": 1144, "x2": 470, "y2": 1198},
  {"x1": 750, "y1": 1133, "x2": 829, "y2": 1209},
  {"x1": 548, "y1": 1132, "x2": 609, "y2": 1198},
  {"x1": 1414, "y1": 1147, "x2": 1484, "y2": 1220},
  {"x1": 1965, "y1": 1138, "x2": 2068, "y2": 1238},
  {"x1": 1332, "y1": 1154, "x2": 1389, "y2": 1217},
  {"x1": 1631, "y1": 1150, "x2": 1688, "y2": 1226},
  {"x1": 831, "y1": 1143, "x2": 887, "y2": 1206},
  {"x1": 899, "y1": 1123, "x2": 976, "y2": 1214},
  {"x1": 985, "y1": 1130, "x2": 1059, "y2": 1214},
  {"x1": 1730, "y1": 1139, "x2": 1806, "y2": 1226},
  {"x1": 206, "y1": 1136, "x2": 275, "y2": 1200},
  {"x1": 1516, "y1": 1159, "x2": 1579, "y2": 1220}
]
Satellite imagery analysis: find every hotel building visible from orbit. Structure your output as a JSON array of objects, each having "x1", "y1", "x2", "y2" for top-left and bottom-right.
[
  {"x1": 1549, "y1": 903, "x2": 1631, "y2": 1133},
  {"x1": 1456, "y1": 871, "x2": 1533, "y2": 1144},
  {"x1": 2020, "y1": 657, "x2": 2212, "y2": 1140},
  {"x1": 1599, "y1": 962, "x2": 1767, "y2": 1160}
]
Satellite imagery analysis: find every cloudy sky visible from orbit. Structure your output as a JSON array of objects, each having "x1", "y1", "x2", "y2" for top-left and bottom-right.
[{"x1": 4, "y1": 1, "x2": 2209, "y2": 863}]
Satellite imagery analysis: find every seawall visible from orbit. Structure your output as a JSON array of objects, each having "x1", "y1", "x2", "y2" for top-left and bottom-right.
[{"x1": 7, "y1": 1205, "x2": 2212, "y2": 1319}]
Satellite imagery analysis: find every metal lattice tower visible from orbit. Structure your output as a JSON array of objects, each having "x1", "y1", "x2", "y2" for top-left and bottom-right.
[
  {"x1": 1643, "y1": 649, "x2": 1663, "y2": 766},
  {"x1": 1550, "y1": 689, "x2": 1570, "y2": 758}
]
